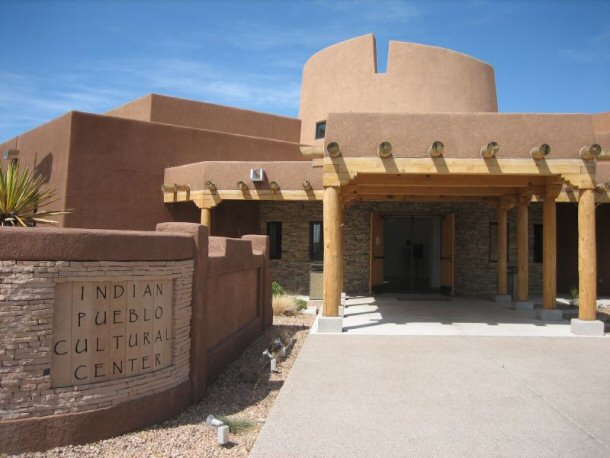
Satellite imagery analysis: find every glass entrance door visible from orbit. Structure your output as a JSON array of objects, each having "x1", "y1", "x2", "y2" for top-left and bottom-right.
[{"x1": 382, "y1": 215, "x2": 441, "y2": 293}]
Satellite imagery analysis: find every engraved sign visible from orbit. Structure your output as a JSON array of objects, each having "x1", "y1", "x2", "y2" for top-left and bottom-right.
[{"x1": 51, "y1": 279, "x2": 173, "y2": 387}]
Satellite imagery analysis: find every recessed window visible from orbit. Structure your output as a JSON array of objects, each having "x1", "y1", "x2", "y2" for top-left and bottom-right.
[
  {"x1": 267, "y1": 222, "x2": 282, "y2": 259},
  {"x1": 315, "y1": 121, "x2": 326, "y2": 140},
  {"x1": 310, "y1": 221, "x2": 323, "y2": 261},
  {"x1": 534, "y1": 224, "x2": 543, "y2": 263}
]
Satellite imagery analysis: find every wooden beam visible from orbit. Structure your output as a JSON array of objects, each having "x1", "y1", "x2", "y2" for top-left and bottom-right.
[
  {"x1": 164, "y1": 189, "x2": 324, "y2": 207},
  {"x1": 323, "y1": 187, "x2": 342, "y2": 317},
  {"x1": 353, "y1": 173, "x2": 553, "y2": 188},
  {"x1": 343, "y1": 185, "x2": 527, "y2": 197},
  {"x1": 517, "y1": 194, "x2": 530, "y2": 302},
  {"x1": 343, "y1": 194, "x2": 499, "y2": 204},
  {"x1": 200, "y1": 208, "x2": 211, "y2": 227},
  {"x1": 578, "y1": 187, "x2": 597, "y2": 320}
]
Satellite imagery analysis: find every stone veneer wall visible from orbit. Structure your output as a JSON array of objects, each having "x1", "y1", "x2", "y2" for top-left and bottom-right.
[
  {"x1": 260, "y1": 201, "x2": 323, "y2": 294},
  {"x1": 0, "y1": 260, "x2": 193, "y2": 421},
  {"x1": 260, "y1": 201, "x2": 543, "y2": 298}
]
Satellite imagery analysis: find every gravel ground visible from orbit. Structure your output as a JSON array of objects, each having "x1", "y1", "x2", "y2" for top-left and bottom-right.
[{"x1": 16, "y1": 314, "x2": 314, "y2": 458}]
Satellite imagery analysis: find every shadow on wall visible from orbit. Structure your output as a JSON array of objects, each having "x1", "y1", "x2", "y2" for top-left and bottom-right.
[{"x1": 34, "y1": 153, "x2": 53, "y2": 184}]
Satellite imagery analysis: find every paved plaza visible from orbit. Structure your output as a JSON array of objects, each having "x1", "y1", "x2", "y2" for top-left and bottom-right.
[
  {"x1": 339, "y1": 296, "x2": 579, "y2": 337},
  {"x1": 252, "y1": 297, "x2": 610, "y2": 457}
]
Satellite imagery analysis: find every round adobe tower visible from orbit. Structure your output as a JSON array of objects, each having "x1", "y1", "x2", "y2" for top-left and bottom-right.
[{"x1": 299, "y1": 34, "x2": 498, "y2": 145}]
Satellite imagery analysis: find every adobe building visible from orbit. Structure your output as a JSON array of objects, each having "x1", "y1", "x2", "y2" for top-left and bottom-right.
[{"x1": 2, "y1": 34, "x2": 610, "y2": 335}]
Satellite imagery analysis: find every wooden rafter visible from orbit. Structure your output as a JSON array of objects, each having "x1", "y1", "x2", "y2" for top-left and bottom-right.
[
  {"x1": 163, "y1": 189, "x2": 324, "y2": 209},
  {"x1": 323, "y1": 157, "x2": 595, "y2": 188}
]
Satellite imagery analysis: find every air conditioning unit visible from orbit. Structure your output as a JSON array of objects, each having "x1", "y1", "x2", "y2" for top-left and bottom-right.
[{"x1": 250, "y1": 168, "x2": 265, "y2": 182}]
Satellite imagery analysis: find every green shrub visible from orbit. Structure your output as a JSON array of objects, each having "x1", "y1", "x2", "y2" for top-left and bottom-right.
[
  {"x1": 296, "y1": 298, "x2": 308, "y2": 311},
  {"x1": 0, "y1": 161, "x2": 69, "y2": 226},
  {"x1": 217, "y1": 415, "x2": 255, "y2": 434},
  {"x1": 272, "y1": 281, "x2": 285, "y2": 296}
]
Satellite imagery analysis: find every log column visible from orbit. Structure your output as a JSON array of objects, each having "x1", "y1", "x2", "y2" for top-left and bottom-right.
[
  {"x1": 323, "y1": 187, "x2": 342, "y2": 317},
  {"x1": 516, "y1": 193, "x2": 531, "y2": 305},
  {"x1": 200, "y1": 208, "x2": 211, "y2": 227},
  {"x1": 338, "y1": 203, "x2": 344, "y2": 295},
  {"x1": 543, "y1": 187, "x2": 558, "y2": 310},
  {"x1": 578, "y1": 187, "x2": 597, "y2": 320},
  {"x1": 497, "y1": 199, "x2": 509, "y2": 297}
]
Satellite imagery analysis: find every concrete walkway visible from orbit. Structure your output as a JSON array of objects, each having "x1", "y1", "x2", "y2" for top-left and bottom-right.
[
  {"x1": 337, "y1": 296, "x2": 579, "y2": 337},
  {"x1": 252, "y1": 299, "x2": 610, "y2": 457}
]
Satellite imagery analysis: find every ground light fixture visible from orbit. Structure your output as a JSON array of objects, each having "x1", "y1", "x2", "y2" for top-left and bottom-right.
[
  {"x1": 205, "y1": 415, "x2": 229, "y2": 445},
  {"x1": 326, "y1": 142, "x2": 341, "y2": 157},
  {"x1": 428, "y1": 141, "x2": 444, "y2": 158},
  {"x1": 580, "y1": 144, "x2": 602, "y2": 161},
  {"x1": 480, "y1": 141, "x2": 499, "y2": 159},
  {"x1": 530, "y1": 144, "x2": 551, "y2": 160},
  {"x1": 378, "y1": 141, "x2": 392, "y2": 158},
  {"x1": 236, "y1": 180, "x2": 248, "y2": 191}
]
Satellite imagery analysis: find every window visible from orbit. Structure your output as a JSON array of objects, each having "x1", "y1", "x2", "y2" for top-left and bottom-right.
[
  {"x1": 267, "y1": 222, "x2": 282, "y2": 259},
  {"x1": 315, "y1": 121, "x2": 326, "y2": 139},
  {"x1": 310, "y1": 222, "x2": 323, "y2": 261},
  {"x1": 534, "y1": 224, "x2": 543, "y2": 263}
]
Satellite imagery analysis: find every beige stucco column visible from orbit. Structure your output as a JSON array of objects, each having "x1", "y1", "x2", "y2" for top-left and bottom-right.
[
  {"x1": 200, "y1": 208, "x2": 212, "y2": 227},
  {"x1": 497, "y1": 201, "x2": 509, "y2": 297},
  {"x1": 578, "y1": 187, "x2": 597, "y2": 320},
  {"x1": 323, "y1": 187, "x2": 342, "y2": 317},
  {"x1": 543, "y1": 187, "x2": 558, "y2": 310}
]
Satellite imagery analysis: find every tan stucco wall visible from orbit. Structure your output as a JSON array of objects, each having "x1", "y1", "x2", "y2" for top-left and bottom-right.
[
  {"x1": 105, "y1": 94, "x2": 153, "y2": 122},
  {"x1": 300, "y1": 34, "x2": 498, "y2": 145},
  {"x1": 64, "y1": 112, "x2": 306, "y2": 230},
  {"x1": 0, "y1": 114, "x2": 73, "y2": 227},
  {"x1": 593, "y1": 111, "x2": 610, "y2": 135},
  {"x1": 325, "y1": 112, "x2": 596, "y2": 159},
  {"x1": 108, "y1": 94, "x2": 300, "y2": 143},
  {"x1": 593, "y1": 112, "x2": 610, "y2": 155},
  {"x1": 164, "y1": 160, "x2": 321, "y2": 191}
]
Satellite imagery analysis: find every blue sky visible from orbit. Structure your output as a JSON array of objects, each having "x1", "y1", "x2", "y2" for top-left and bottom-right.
[{"x1": 0, "y1": 0, "x2": 609, "y2": 140}]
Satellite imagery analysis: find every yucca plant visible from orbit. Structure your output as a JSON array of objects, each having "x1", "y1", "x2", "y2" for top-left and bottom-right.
[{"x1": 0, "y1": 161, "x2": 69, "y2": 226}]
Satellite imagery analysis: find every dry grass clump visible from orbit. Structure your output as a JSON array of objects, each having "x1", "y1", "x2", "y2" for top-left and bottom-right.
[{"x1": 272, "y1": 294, "x2": 298, "y2": 316}]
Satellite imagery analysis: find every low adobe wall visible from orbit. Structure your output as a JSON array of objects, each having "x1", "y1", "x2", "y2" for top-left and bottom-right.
[
  {"x1": 0, "y1": 224, "x2": 271, "y2": 454},
  {"x1": 205, "y1": 235, "x2": 272, "y2": 380}
]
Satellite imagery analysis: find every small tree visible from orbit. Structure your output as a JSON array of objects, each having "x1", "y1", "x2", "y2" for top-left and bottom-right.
[{"x1": 0, "y1": 161, "x2": 69, "y2": 226}]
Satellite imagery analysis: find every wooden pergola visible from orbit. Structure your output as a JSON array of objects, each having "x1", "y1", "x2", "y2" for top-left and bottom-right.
[
  {"x1": 320, "y1": 155, "x2": 600, "y2": 325},
  {"x1": 161, "y1": 151, "x2": 605, "y2": 331}
]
